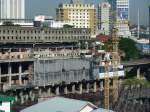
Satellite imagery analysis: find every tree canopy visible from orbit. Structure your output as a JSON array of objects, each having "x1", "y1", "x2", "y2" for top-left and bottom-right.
[
  {"x1": 2, "y1": 21, "x2": 14, "y2": 26},
  {"x1": 119, "y1": 38, "x2": 139, "y2": 60}
]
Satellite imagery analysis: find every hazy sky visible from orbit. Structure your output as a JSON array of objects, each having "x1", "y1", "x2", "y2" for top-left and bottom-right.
[{"x1": 26, "y1": 0, "x2": 149, "y2": 26}]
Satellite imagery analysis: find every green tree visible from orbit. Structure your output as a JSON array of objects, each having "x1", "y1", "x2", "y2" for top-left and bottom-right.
[
  {"x1": 119, "y1": 38, "x2": 139, "y2": 60},
  {"x1": 63, "y1": 24, "x2": 74, "y2": 28}
]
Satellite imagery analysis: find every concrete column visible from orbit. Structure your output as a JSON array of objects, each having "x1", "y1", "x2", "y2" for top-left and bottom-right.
[
  {"x1": 31, "y1": 93, "x2": 35, "y2": 102},
  {"x1": 0, "y1": 64, "x2": 1, "y2": 84},
  {"x1": 86, "y1": 83, "x2": 90, "y2": 93},
  {"x1": 79, "y1": 83, "x2": 83, "y2": 94},
  {"x1": 47, "y1": 88, "x2": 51, "y2": 96},
  {"x1": 137, "y1": 67, "x2": 140, "y2": 79},
  {"x1": 100, "y1": 81, "x2": 104, "y2": 91},
  {"x1": 72, "y1": 85, "x2": 75, "y2": 93},
  {"x1": 93, "y1": 82, "x2": 97, "y2": 93},
  {"x1": 19, "y1": 63, "x2": 22, "y2": 85},
  {"x1": 8, "y1": 63, "x2": 12, "y2": 87},
  {"x1": 38, "y1": 88, "x2": 42, "y2": 96},
  {"x1": 64, "y1": 86, "x2": 68, "y2": 94},
  {"x1": 29, "y1": 91, "x2": 33, "y2": 97},
  {"x1": 15, "y1": 95, "x2": 18, "y2": 102},
  {"x1": 25, "y1": 94, "x2": 29, "y2": 102},
  {"x1": 55, "y1": 87, "x2": 60, "y2": 95},
  {"x1": 19, "y1": 92, "x2": 24, "y2": 104}
]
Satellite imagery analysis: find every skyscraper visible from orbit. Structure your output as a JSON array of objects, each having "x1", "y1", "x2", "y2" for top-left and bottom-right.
[
  {"x1": 116, "y1": 0, "x2": 131, "y2": 37},
  {"x1": 98, "y1": 1, "x2": 111, "y2": 35},
  {"x1": 0, "y1": 0, "x2": 25, "y2": 19}
]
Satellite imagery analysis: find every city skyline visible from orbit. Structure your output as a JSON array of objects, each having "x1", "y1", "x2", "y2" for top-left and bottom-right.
[{"x1": 25, "y1": 0, "x2": 149, "y2": 26}]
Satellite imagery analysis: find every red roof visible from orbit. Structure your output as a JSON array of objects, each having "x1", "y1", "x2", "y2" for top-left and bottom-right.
[{"x1": 96, "y1": 34, "x2": 110, "y2": 43}]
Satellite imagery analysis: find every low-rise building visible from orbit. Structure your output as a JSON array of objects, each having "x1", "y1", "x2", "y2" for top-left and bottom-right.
[
  {"x1": 34, "y1": 15, "x2": 73, "y2": 28},
  {"x1": 0, "y1": 26, "x2": 91, "y2": 43}
]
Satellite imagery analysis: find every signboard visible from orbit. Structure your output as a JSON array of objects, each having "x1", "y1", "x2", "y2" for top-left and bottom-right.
[{"x1": 117, "y1": 8, "x2": 128, "y2": 20}]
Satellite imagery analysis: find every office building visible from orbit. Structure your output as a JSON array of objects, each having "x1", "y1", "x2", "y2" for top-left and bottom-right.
[
  {"x1": 98, "y1": 1, "x2": 111, "y2": 35},
  {"x1": 0, "y1": 0, "x2": 25, "y2": 20},
  {"x1": 56, "y1": 1, "x2": 96, "y2": 37},
  {"x1": 116, "y1": 0, "x2": 131, "y2": 37}
]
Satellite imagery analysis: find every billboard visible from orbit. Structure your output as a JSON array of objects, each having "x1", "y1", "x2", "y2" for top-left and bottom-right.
[{"x1": 117, "y1": 8, "x2": 128, "y2": 20}]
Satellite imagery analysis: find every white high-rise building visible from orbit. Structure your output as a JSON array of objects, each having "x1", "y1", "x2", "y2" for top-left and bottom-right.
[
  {"x1": 116, "y1": 0, "x2": 131, "y2": 37},
  {"x1": 98, "y1": 1, "x2": 111, "y2": 35},
  {"x1": 0, "y1": 0, "x2": 25, "y2": 19}
]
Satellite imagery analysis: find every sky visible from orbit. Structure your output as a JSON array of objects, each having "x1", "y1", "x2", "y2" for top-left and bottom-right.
[{"x1": 25, "y1": 0, "x2": 150, "y2": 26}]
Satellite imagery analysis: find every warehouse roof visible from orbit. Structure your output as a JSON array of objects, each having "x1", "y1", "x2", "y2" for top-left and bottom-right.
[
  {"x1": 92, "y1": 108, "x2": 114, "y2": 112},
  {"x1": 21, "y1": 97, "x2": 97, "y2": 112}
]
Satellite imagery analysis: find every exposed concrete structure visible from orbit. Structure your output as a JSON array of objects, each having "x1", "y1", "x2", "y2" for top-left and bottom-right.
[{"x1": 0, "y1": 26, "x2": 91, "y2": 43}]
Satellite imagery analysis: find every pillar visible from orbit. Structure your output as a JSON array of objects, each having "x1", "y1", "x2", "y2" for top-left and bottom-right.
[
  {"x1": 100, "y1": 81, "x2": 104, "y2": 91},
  {"x1": 15, "y1": 95, "x2": 18, "y2": 102},
  {"x1": 72, "y1": 85, "x2": 75, "y2": 93},
  {"x1": 19, "y1": 63, "x2": 22, "y2": 85},
  {"x1": 86, "y1": 83, "x2": 90, "y2": 93},
  {"x1": 29, "y1": 91, "x2": 33, "y2": 97},
  {"x1": 93, "y1": 82, "x2": 97, "y2": 93},
  {"x1": 8, "y1": 63, "x2": 12, "y2": 87},
  {"x1": 25, "y1": 94, "x2": 29, "y2": 102},
  {"x1": 47, "y1": 88, "x2": 51, "y2": 96},
  {"x1": 64, "y1": 86, "x2": 68, "y2": 94},
  {"x1": 31, "y1": 93, "x2": 35, "y2": 102},
  {"x1": 0, "y1": 64, "x2": 1, "y2": 85},
  {"x1": 19, "y1": 92, "x2": 24, "y2": 104},
  {"x1": 79, "y1": 83, "x2": 83, "y2": 94},
  {"x1": 55, "y1": 87, "x2": 60, "y2": 95},
  {"x1": 137, "y1": 67, "x2": 140, "y2": 79},
  {"x1": 38, "y1": 88, "x2": 42, "y2": 96}
]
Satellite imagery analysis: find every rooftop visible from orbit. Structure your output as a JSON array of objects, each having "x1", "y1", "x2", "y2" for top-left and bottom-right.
[{"x1": 21, "y1": 97, "x2": 97, "y2": 112}]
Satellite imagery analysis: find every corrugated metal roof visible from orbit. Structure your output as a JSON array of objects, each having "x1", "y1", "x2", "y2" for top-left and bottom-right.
[
  {"x1": 21, "y1": 97, "x2": 97, "y2": 112},
  {"x1": 92, "y1": 108, "x2": 114, "y2": 112}
]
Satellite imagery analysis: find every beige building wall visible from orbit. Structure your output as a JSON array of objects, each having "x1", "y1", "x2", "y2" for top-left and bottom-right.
[{"x1": 56, "y1": 4, "x2": 96, "y2": 37}]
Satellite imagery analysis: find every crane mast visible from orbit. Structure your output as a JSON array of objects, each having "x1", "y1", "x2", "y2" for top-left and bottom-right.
[{"x1": 112, "y1": 28, "x2": 120, "y2": 103}]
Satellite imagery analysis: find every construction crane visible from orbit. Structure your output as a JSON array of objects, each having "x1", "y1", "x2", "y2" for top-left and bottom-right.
[{"x1": 101, "y1": 13, "x2": 128, "y2": 109}]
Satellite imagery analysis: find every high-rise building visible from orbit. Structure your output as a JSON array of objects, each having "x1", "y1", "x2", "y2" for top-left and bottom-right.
[
  {"x1": 0, "y1": 0, "x2": 25, "y2": 19},
  {"x1": 98, "y1": 1, "x2": 111, "y2": 35},
  {"x1": 56, "y1": 1, "x2": 96, "y2": 37},
  {"x1": 116, "y1": 0, "x2": 131, "y2": 37}
]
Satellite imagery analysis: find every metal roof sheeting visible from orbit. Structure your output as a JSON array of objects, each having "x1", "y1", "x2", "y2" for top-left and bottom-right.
[
  {"x1": 92, "y1": 108, "x2": 114, "y2": 112},
  {"x1": 21, "y1": 97, "x2": 97, "y2": 112}
]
